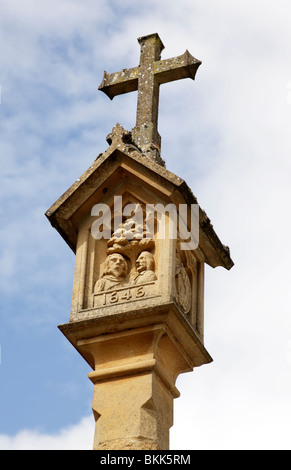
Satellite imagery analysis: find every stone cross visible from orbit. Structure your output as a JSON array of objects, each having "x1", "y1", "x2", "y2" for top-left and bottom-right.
[
  {"x1": 46, "y1": 31, "x2": 234, "y2": 450},
  {"x1": 98, "y1": 33, "x2": 201, "y2": 161}
]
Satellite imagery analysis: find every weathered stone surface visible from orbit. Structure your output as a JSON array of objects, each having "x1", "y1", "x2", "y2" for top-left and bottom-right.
[
  {"x1": 47, "y1": 118, "x2": 233, "y2": 449},
  {"x1": 99, "y1": 33, "x2": 201, "y2": 162},
  {"x1": 60, "y1": 320, "x2": 208, "y2": 450},
  {"x1": 45, "y1": 123, "x2": 233, "y2": 272},
  {"x1": 97, "y1": 438, "x2": 159, "y2": 450}
]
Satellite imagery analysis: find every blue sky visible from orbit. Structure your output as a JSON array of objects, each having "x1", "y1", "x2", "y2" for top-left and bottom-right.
[{"x1": 1, "y1": 0, "x2": 291, "y2": 449}]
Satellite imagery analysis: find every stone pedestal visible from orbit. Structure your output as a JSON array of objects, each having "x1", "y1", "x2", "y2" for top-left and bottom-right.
[
  {"x1": 83, "y1": 325, "x2": 178, "y2": 450},
  {"x1": 92, "y1": 372, "x2": 172, "y2": 450},
  {"x1": 59, "y1": 304, "x2": 212, "y2": 450}
]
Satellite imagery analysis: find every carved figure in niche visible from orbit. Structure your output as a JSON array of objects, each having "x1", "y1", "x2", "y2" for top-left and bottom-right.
[
  {"x1": 174, "y1": 255, "x2": 191, "y2": 315},
  {"x1": 107, "y1": 204, "x2": 155, "y2": 266},
  {"x1": 106, "y1": 204, "x2": 156, "y2": 291},
  {"x1": 132, "y1": 251, "x2": 157, "y2": 285},
  {"x1": 95, "y1": 253, "x2": 128, "y2": 292}
]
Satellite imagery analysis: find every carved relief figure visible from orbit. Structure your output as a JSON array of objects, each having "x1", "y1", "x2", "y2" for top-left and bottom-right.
[
  {"x1": 132, "y1": 251, "x2": 157, "y2": 285},
  {"x1": 107, "y1": 204, "x2": 155, "y2": 265},
  {"x1": 174, "y1": 256, "x2": 191, "y2": 315},
  {"x1": 95, "y1": 253, "x2": 128, "y2": 292}
]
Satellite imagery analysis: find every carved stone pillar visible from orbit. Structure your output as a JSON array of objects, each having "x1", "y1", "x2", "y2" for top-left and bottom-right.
[
  {"x1": 59, "y1": 307, "x2": 212, "y2": 450},
  {"x1": 47, "y1": 123, "x2": 233, "y2": 450},
  {"x1": 78, "y1": 324, "x2": 185, "y2": 450}
]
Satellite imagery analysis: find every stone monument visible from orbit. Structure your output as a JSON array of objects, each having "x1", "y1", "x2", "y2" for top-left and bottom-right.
[{"x1": 46, "y1": 33, "x2": 233, "y2": 450}]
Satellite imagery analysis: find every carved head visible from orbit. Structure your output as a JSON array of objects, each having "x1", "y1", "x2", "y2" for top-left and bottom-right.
[
  {"x1": 103, "y1": 253, "x2": 128, "y2": 279},
  {"x1": 136, "y1": 251, "x2": 155, "y2": 273}
]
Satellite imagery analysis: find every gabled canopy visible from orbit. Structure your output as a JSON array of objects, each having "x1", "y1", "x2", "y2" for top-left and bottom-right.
[{"x1": 45, "y1": 124, "x2": 233, "y2": 270}]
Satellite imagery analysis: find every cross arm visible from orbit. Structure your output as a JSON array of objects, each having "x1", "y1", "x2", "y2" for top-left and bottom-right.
[
  {"x1": 98, "y1": 67, "x2": 139, "y2": 100},
  {"x1": 154, "y1": 50, "x2": 201, "y2": 85}
]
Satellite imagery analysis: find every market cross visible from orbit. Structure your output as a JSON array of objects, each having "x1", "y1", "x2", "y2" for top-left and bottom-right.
[
  {"x1": 46, "y1": 31, "x2": 234, "y2": 450},
  {"x1": 98, "y1": 33, "x2": 201, "y2": 160}
]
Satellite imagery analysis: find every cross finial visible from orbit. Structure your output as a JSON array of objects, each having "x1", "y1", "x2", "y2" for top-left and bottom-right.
[{"x1": 99, "y1": 33, "x2": 201, "y2": 165}]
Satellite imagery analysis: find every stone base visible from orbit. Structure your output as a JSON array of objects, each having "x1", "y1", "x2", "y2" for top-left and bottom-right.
[
  {"x1": 91, "y1": 371, "x2": 172, "y2": 450},
  {"x1": 59, "y1": 305, "x2": 212, "y2": 450},
  {"x1": 97, "y1": 437, "x2": 159, "y2": 450}
]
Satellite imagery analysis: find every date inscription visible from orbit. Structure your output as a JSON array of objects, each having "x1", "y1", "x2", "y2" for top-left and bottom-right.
[{"x1": 93, "y1": 282, "x2": 155, "y2": 308}]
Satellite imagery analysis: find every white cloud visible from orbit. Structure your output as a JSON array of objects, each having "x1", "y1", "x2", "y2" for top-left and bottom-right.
[{"x1": 0, "y1": 416, "x2": 94, "y2": 450}]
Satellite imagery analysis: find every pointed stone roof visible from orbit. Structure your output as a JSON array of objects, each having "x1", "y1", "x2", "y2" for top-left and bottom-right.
[{"x1": 45, "y1": 124, "x2": 234, "y2": 270}]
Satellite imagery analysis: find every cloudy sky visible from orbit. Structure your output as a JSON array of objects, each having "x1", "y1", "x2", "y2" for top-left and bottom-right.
[{"x1": 1, "y1": 0, "x2": 291, "y2": 450}]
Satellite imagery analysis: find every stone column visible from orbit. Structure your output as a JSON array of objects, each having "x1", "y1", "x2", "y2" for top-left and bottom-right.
[{"x1": 76, "y1": 323, "x2": 192, "y2": 450}]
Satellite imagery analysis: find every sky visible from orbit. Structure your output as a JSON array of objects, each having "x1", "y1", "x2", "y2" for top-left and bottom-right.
[{"x1": 0, "y1": 0, "x2": 291, "y2": 450}]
